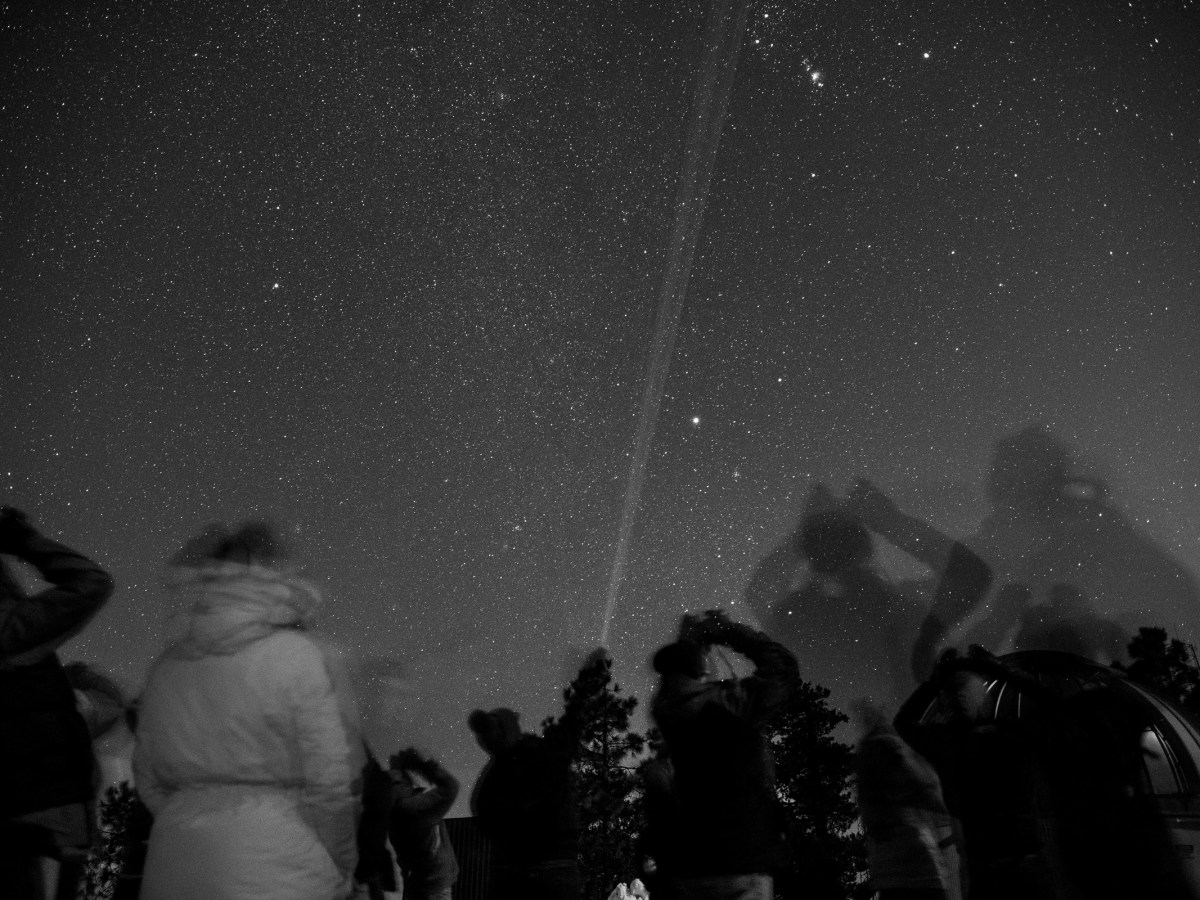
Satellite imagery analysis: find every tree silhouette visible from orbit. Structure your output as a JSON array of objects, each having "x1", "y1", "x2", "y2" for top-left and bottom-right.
[
  {"x1": 543, "y1": 649, "x2": 647, "y2": 900},
  {"x1": 83, "y1": 781, "x2": 151, "y2": 900},
  {"x1": 1117, "y1": 626, "x2": 1200, "y2": 722},
  {"x1": 766, "y1": 679, "x2": 868, "y2": 900}
]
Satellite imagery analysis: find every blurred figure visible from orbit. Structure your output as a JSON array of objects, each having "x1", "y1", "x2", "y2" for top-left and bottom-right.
[
  {"x1": 134, "y1": 520, "x2": 363, "y2": 900},
  {"x1": 105, "y1": 781, "x2": 154, "y2": 900},
  {"x1": 0, "y1": 507, "x2": 114, "y2": 900},
  {"x1": 747, "y1": 484, "x2": 989, "y2": 729},
  {"x1": 64, "y1": 661, "x2": 133, "y2": 897},
  {"x1": 903, "y1": 651, "x2": 1054, "y2": 900},
  {"x1": 355, "y1": 748, "x2": 399, "y2": 900},
  {"x1": 388, "y1": 747, "x2": 459, "y2": 900},
  {"x1": 745, "y1": 486, "x2": 919, "y2": 724},
  {"x1": 65, "y1": 661, "x2": 127, "y2": 746},
  {"x1": 851, "y1": 425, "x2": 1199, "y2": 667},
  {"x1": 468, "y1": 699, "x2": 584, "y2": 900},
  {"x1": 649, "y1": 609, "x2": 798, "y2": 900},
  {"x1": 853, "y1": 701, "x2": 958, "y2": 900},
  {"x1": 846, "y1": 479, "x2": 994, "y2": 683},
  {"x1": 906, "y1": 646, "x2": 1197, "y2": 900}
]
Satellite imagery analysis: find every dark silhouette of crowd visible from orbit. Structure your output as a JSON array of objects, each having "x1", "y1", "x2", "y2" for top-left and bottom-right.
[{"x1": 4, "y1": 425, "x2": 1200, "y2": 900}]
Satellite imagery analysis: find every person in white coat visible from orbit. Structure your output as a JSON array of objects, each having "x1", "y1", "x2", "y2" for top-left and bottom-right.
[{"x1": 134, "y1": 521, "x2": 363, "y2": 900}]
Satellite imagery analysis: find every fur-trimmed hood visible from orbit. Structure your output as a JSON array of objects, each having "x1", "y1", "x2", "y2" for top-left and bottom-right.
[{"x1": 164, "y1": 561, "x2": 323, "y2": 658}]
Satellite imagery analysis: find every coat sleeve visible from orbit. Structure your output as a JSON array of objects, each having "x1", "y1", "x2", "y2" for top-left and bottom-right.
[
  {"x1": 0, "y1": 530, "x2": 114, "y2": 663},
  {"x1": 720, "y1": 623, "x2": 800, "y2": 724},
  {"x1": 912, "y1": 542, "x2": 994, "y2": 681},
  {"x1": 395, "y1": 757, "x2": 460, "y2": 823},
  {"x1": 283, "y1": 638, "x2": 361, "y2": 881},
  {"x1": 131, "y1": 656, "x2": 176, "y2": 816}
]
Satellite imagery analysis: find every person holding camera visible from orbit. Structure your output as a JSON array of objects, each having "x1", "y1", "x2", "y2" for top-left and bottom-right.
[
  {"x1": 649, "y1": 610, "x2": 798, "y2": 900},
  {"x1": 388, "y1": 747, "x2": 460, "y2": 900},
  {"x1": 0, "y1": 506, "x2": 115, "y2": 900}
]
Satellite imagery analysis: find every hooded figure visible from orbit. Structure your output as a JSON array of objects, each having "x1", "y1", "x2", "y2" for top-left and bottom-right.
[{"x1": 133, "y1": 521, "x2": 363, "y2": 900}]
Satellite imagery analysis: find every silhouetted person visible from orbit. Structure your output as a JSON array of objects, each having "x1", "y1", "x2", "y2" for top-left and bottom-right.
[
  {"x1": 134, "y1": 520, "x2": 363, "y2": 900},
  {"x1": 0, "y1": 507, "x2": 114, "y2": 900},
  {"x1": 649, "y1": 609, "x2": 798, "y2": 900},
  {"x1": 468, "y1": 686, "x2": 587, "y2": 900},
  {"x1": 388, "y1": 747, "x2": 459, "y2": 900},
  {"x1": 746, "y1": 486, "x2": 923, "y2": 730}
]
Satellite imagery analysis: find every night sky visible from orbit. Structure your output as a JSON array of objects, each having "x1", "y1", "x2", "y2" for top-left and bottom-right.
[{"x1": 4, "y1": 0, "x2": 1199, "y2": 801}]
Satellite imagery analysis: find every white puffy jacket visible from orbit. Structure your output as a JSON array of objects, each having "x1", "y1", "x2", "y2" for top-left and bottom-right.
[{"x1": 133, "y1": 562, "x2": 363, "y2": 900}]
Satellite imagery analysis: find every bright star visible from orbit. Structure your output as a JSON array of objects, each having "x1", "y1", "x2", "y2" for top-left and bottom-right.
[{"x1": 691, "y1": 416, "x2": 701, "y2": 426}]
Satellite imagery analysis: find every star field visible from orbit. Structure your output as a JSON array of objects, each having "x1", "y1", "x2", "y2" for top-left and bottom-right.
[{"x1": 2, "y1": 0, "x2": 1199, "y2": 794}]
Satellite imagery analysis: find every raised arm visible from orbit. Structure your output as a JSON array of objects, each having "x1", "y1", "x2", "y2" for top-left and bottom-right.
[
  {"x1": 687, "y1": 612, "x2": 799, "y2": 723},
  {"x1": 0, "y1": 508, "x2": 114, "y2": 663},
  {"x1": 848, "y1": 480, "x2": 960, "y2": 572},
  {"x1": 393, "y1": 750, "x2": 460, "y2": 821},
  {"x1": 912, "y1": 542, "x2": 993, "y2": 682},
  {"x1": 846, "y1": 483, "x2": 993, "y2": 680}
]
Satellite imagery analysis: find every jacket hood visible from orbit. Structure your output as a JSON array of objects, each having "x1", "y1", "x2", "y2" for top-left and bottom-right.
[{"x1": 163, "y1": 561, "x2": 323, "y2": 658}]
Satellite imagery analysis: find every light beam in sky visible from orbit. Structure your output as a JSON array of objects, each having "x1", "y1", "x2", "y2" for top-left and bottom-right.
[{"x1": 600, "y1": 0, "x2": 753, "y2": 646}]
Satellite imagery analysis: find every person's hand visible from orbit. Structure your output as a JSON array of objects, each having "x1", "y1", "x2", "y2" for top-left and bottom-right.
[{"x1": 0, "y1": 506, "x2": 37, "y2": 553}]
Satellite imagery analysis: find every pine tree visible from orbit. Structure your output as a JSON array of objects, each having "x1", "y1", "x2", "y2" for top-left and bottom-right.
[
  {"x1": 83, "y1": 781, "x2": 151, "y2": 900},
  {"x1": 543, "y1": 649, "x2": 647, "y2": 900},
  {"x1": 1118, "y1": 626, "x2": 1200, "y2": 721},
  {"x1": 766, "y1": 679, "x2": 868, "y2": 900}
]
